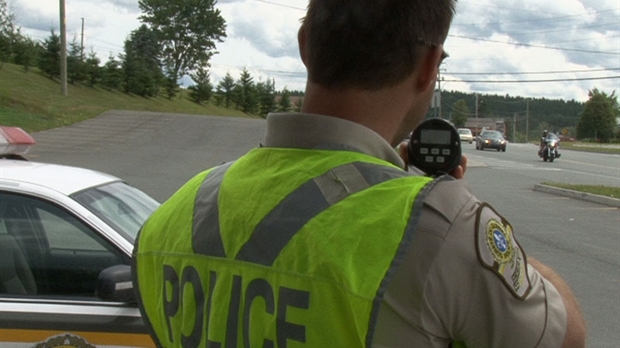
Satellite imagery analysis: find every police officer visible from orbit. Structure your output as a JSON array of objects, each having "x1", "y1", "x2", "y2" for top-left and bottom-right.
[
  {"x1": 133, "y1": 1, "x2": 587, "y2": 347},
  {"x1": 539, "y1": 129, "x2": 549, "y2": 155}
]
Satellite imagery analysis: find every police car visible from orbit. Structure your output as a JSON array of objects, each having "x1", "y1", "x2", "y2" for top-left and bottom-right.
[{"x1": 0, "y1": 126, "x2": 159, "y2": 347}]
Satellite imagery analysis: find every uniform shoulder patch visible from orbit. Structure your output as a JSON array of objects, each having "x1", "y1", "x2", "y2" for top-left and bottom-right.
[{"x1": 475, "y1": 203, "x2": 531, "y2": 299}]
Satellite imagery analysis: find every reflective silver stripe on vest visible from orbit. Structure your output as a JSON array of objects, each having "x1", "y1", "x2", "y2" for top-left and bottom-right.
[
  {"x1": 192, "y1": 162, "x2": 234, "y2": 257},
  {"x1": 193, "y1": 161, "x2": 419, "y2": 264}
]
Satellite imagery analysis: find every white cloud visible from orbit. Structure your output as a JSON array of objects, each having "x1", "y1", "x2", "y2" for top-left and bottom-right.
[{"x1": 10, "y1": 0, "x2": 620, "y2": 101}]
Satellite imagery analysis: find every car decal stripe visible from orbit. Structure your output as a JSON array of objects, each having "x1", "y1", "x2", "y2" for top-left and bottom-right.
[{"x1": 0, "y1": 328, "x2": 155, "y2": 347}]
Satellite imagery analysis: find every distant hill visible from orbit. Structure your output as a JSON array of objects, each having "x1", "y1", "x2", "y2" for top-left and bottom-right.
[{"x1": 436, "y1": 90, "x2": 585, "y2": 136}]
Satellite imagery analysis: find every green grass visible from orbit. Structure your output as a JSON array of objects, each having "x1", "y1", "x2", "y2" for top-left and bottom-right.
[
  {"x1": 542, "y1": 182, "x2": 620, "y2": 199},
  {"x1": 0, "y1": 63, "x2": 253, "y2": 133},
  {"x1": 528, "y1": 140, "x2": 620, "y2": 154},
  {"x1": 557, "y1": 141, "x2": 620, "y2": 155}
]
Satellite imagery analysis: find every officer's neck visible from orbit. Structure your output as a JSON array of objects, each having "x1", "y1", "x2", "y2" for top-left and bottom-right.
[{"x1": 301, "y1": 78, "x2": 419, "y2": 146}]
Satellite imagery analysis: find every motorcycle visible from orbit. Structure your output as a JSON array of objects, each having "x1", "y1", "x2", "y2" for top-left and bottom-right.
[{"x1": 538, "y1": 133, "x2": 561, "y2": 162}]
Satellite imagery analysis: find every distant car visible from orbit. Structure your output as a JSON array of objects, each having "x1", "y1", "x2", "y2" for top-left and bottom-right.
[
  {"x1": 0, "y1": 126, "x2": 159, "y2": 347},
  {"x1": 476, "y1": 130, "x2": 507, "y2": 151},
  {"x1": 457, "y1": 128, "x2": 473, "y2": 144}
]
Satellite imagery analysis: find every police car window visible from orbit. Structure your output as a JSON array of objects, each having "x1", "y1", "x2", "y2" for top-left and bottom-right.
[
  {"x1": 72, "y1": 182, "x2": 159, "y2": 242},
  {"x1": 0, "y1": 192, "x2": 126, "y2": 299}
]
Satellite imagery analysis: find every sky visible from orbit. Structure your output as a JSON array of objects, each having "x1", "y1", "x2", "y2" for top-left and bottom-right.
[{"x1": 8, "y1": 0, "x2": 620, "y2": 103}]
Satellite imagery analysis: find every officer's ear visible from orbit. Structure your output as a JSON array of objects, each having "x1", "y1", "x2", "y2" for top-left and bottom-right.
[
  {"x1": 298, "y1": 24, "x2": 309, "y2": 68},
  {"x1": 416, "y1": 44, "x2": 444, "y2": 93}
]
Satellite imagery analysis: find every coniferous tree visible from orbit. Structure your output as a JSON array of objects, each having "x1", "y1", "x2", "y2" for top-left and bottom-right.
[
  {"x1": 37, "y1": 29, "x2": 61, "y2": 79},
  {"x1": 188, "y1": 65, "x2": 213, "y2": 105},
  {"x1": 294, "y1": 96, "x2": 303, "y2": 112},
  {"x1": 13, "y1": 35, "x2": 37, "y2": 72},
  {"x1": 84, "y1": 50, "x2": 102, "y2": 86},
  {"x1": 121, "y1": 25, "x2": 163, "y2": 97},
  {"x1": 256, "y1": 78, "x2": 276, "y2": 117},
  {"x1": 235, "y1": 68, "x2": 258, "y2": 114},
  {"x1": 278, "y1": 88, "x2": 292, "y2": 112},
  {"x1": 101, "y1": 54, "x2": 122, "y2": 91},
  {"x1": 216, "y1": 72, "x2": 236, "y2": 108},
  {"x1": 67, "y1": 36, "x2": 86, "y2": 84}
]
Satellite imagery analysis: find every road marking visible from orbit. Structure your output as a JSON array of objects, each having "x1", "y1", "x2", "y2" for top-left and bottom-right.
[
  {"x1": 468, "y1": 156, "x2": 561, "y2": 171},
  {"x1": 557, "y1": 158, "x2": 620, "y2": 171}
]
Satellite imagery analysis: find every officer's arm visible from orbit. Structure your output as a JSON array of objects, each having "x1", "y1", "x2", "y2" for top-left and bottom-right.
[{"x1": 528, "y1": 258, "x2": 587, "y2": 348}]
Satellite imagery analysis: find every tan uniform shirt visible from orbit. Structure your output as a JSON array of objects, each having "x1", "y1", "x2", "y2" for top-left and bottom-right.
[{"x1": 264, "y1": 113, "x2": 567, "y2": 347}]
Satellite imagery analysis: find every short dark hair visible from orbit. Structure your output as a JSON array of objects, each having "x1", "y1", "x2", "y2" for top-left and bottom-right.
[{"x1": 302, "y1": 0, "x2": 457, "y2": 90}]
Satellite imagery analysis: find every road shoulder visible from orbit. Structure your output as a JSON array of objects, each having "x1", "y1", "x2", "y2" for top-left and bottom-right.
[{"x1": 533, "y1": 184, "x2": 620, "y2": 208}]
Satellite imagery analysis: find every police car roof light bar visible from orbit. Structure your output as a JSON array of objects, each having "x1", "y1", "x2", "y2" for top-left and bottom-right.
[{"x1": 0, "y1": 126, "x2": 36, "y2": 156}]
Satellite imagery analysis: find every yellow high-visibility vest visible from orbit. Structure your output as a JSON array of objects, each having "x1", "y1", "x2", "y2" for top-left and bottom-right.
[{"x1": 133, "y1": 147, "x2": 437, "y2": 347}]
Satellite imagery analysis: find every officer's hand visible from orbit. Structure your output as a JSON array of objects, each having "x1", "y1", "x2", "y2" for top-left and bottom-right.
[
  {"x1": 449, "y1": 155, "x2": 467, "y2": 179},
  {"x1": 398, "y1": 142, "x2": 468, "y2": 179}
]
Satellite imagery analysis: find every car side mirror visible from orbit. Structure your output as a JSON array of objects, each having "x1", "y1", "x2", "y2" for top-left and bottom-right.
[{"x1": 96, "y1": 265, "x2": 136, "y2": 303}]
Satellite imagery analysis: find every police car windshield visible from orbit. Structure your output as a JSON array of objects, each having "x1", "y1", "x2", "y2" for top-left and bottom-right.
[{"x1": 71, "y1": 182, "x2": 160, "y2": 242}]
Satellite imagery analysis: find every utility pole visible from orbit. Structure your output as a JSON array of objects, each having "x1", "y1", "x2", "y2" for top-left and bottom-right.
[
  {"x1": 526, "y1": 99, "x2": 530, "y2": 143},
  {"x1": 513, "y1": 113, "x2": 517, "y2": 142},
  {"x1": 80, "y1": 17, "x2": 84, "y2": 61},
  {"x1": 474, "y1": 93, "x2": 478, "y2": 136},
  {"x1": 59, "y1": 0, "x2": 68, "y2": 96},
  {"x1": 437, "y1": 68, "x2": 443, "y2": 119}
]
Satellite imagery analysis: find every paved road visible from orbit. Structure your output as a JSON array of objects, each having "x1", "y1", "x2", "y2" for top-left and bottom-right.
[
  {"x1": 462, "y1": 142, "x2": 619, "y2": 347},
  {"x1": 28, "y1": 111, "x2": 619, "y2": 347},
  {"x1": 28, "y1": 110, "x2": 267, "y2": 202}
]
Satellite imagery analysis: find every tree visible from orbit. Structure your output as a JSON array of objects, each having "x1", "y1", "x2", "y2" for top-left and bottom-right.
[
  {"x1": 279, "y1": 88, "x2": 292, "y2": 112},
  {"x1": 294, "y1": 96, "x2": 303, "y2": 112},
  {"x1": 84, "y1": 49, "x2": 102, "y2": 86},
  {"x1": 234, "y1": 68, "x2": 258, "y2": 114},
  {"x1": 67, "y1": 36, "x2": 86, "y2": 84},
  {"x1": 256, "y1": 78, "x2": 276, "y2": 117},
  {"x1": 121, "y1": 25, "x2": 163, "y2": 97},
  {"x1": 216, "y1": 72, "x2": 235, "y2": 108},
  {"x1": 101, "y1": 54, "x2": 122, "y2": 91},
  {"x1": 188, "y1": 65, "x2": 213, "y2": 104},
  {"x1": 37, "y1": 29, "x2": 61, "y2": 79},
  {"x1": 0, "y1": 0, "x2": 17, "y2": 65},
  {"x1": 451, "y1": 99, "x2": 470, "y2": 127},
  {"x1": 576, "y1": 88, "x2": 618, "y2": 142},
  {"x1": 13, "y1": 35, "x2": 37, "y2": 72},
  {"x1": 138, "y1": 0, "x2": 227, "y2": 94}
]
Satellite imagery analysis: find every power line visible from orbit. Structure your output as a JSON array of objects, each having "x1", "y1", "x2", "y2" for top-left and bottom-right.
[
  {"x1": 249, "y1": 0, "x2": 305, "y2": 11},
  {"x1": 508, "y1": 22, "x2": 618, "y2": 37},
  {"x1": 449, "y1": 67, "x2": 620, "y2": 76},
  {"x1": 449, "y1": 34, "x2": 619, "y2": 55},
  {"x1": 552, "y1": 34, "x2": 620, "y2": 45},
  {"x1": 444, "y1": 76, "x2": 620, "y2": 83},
  {"x1": 454, "y1": 6, "x2": 619, "y2": 27}
]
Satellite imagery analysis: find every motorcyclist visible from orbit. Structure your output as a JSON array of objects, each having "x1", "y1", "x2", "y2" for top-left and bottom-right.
[
  {"x1": 539, "y1": 130, "x2": 548, "y2": 156},
  {"x1": 539, "y1": 130, "x2": 561, "y2": 159}
]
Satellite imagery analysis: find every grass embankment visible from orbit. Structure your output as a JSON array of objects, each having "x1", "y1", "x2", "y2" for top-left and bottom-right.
[
  {"x1": 558, "y1": 141, "x2": 620, "y2": 155},
  {"x1": 528, "y1": 140, "x2": 620, "y2": 155},
  {"x1": 0, "y1": 63, "x2": 251, "y2": 133},
  {"x1": 542, "y1": 182, "x2": 620, "y2": 199}
]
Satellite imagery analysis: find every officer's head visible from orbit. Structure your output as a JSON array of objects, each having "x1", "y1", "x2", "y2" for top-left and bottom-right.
[{"x1": 298, "y1": 0, "x2": 457, "y2": 91}]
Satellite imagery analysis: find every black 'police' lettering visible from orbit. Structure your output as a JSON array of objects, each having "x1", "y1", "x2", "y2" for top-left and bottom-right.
[
  {"x1": 244, "y1": 278, "x2": 275, "y2": 348},
  {"x1": 161, "y1": 265, "x2": 311, "y2": 347},
  {"x1": 163, "y1": 265, "x2": 180, "y2": 343}
]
